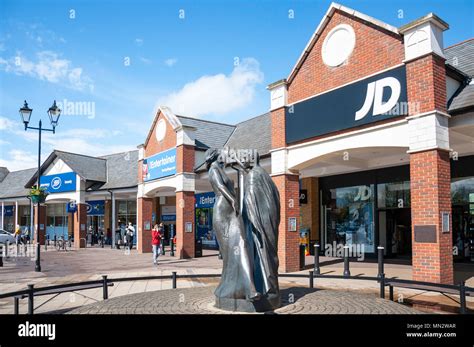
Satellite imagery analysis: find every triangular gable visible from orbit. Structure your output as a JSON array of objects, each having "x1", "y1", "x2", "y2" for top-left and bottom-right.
[
  {"x1": 287, "y1": 2, "x2": 399, "y2": 84},
  {"x1": 143, "y1": 106, "x2": 182, "y2": 148}
]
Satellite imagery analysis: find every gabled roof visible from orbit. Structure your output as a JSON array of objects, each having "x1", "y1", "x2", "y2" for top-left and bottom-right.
[
  {"x1": 25, "y1": 150, "x2": 107, "y2": 188},
  {"x1": 286, "y1": 2, "x2": 399, "y2": 84},
  {"x1": 223, "y1": 112, "x2": 271, "y2": 156},
  {"x1": 0, "y1": 168, "x2": 37, "y2": 199},
  {"x1": 143, "y1": 106, "x2": 182, "y2": 148},
  {"x1": 445, "y1": 38, "x2": 474, "y2": 113},
  {"x1": 176, "y1": 115, "x2": 235, "y2": 150},
  {"x1": 98, "y1": 150, "x2": 138, "y2": 190}
]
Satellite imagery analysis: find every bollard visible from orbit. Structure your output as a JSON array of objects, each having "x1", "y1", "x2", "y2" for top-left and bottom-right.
[
  {"x1": 35, "y1": 243, "x2": 41, "y2": 272},
  {"x1": 460, "y1": 281, "x2": 466, "y2": 314},
  {"x1": 377, "y1": 246, "x2": 384, "y2": 279},
  {"x1": 0, "y1": 244, "x2": 3, "y2": 267},
  {"x1": 172, "y1": 271, "x2": 177, "y2": 289},
  {"x1": 27, "y1": 284, "x2": 34, "y2": 314},
  {"x1": 14, "y1": 297, "x2": 19, "y2": 314},
  {"x1": 102, "y1": 275, "x2": 108, "y2": 300},
  {"x1": 309, "y1": 271, "x2": 314, "y2": 288},
  {"x1": 299, "y1": 244, "x2": 306, "y2": 270},
  {"x1": 379, "y1": 273, "x2": 385, "y2": 299},
  {"x1": 343, "y1": 245, "x2": 350, "y2": 277},
  {"x1": 389, "y1": 285, "x2": 394, "y2": 301},
  {"x1": 314, "y1": 244, "x2": 320, "y2": 275},
  {"x1": 170, "y1": 239, "x2": 175, "y2": 257}
]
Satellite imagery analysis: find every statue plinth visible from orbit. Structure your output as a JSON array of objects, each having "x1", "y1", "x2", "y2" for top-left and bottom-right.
[{"x1": 215, "y1": 295, "x2": 281, "y2": 313}]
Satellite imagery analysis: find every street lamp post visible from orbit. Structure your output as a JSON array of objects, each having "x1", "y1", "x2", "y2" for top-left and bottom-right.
[{"x1": 19, "y1": 100, "x2": 61, "y2": 272}]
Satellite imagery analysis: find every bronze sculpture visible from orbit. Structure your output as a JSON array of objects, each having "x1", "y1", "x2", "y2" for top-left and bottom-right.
[{"x1": 204, "y1": 148, "x2": 281, "y2": 312}]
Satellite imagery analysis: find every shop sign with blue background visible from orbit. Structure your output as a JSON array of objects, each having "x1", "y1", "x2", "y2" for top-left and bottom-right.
[
  {"x1": 195, "y1": 192, "x2": 218, "y2": 249},
  {"x1": 3, "y1": 205, "x2": 14, "y2": 216},
  {"x1": 143, "y1": 148, "x2": 176, "y2": 182},
  {"x1": 40, "y1": 172, "x2": 76, "y2": 193},
  {"x1": 66, "y1": 200, "x2": 105, "y2": 215},
  {"x1": 161, "y1": 214, "x2": 176, "y2": 222}
]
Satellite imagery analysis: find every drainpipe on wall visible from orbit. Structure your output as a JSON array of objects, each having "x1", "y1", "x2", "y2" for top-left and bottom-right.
[{"x1": 108, "y1": 190, "x2": 115, "y2": 249}]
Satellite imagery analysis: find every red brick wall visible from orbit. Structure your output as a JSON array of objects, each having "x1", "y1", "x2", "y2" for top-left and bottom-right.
[
  {"x1": 73, "y1": 204, "x2": 87, "y2": 249},
  {"x1": 137, "y1": 197, "x2": 153, "y2": 253},
  {"x1": 144, "y1": 111, "x2": 177, "y2": 158},
  {"x1": 288, "y1": 10, "x2": 404, "y2": 104},
  {"x1": 406, "y1": 54, "x2": 447, "y2": 114},
  {"x1": 410, "y1": 150, "x2": 453, "y2": 284},
  {"x1": 177, "y1": 144, "x2": 195, "y2": 173},
  {"x1": 33, "y1": 205, "x2": 46, "y2": 245},
  {"x1": 175, "y1": 191, "x2": 195, "y2": 258},
  {"x1": 271, "y1": 107, "x2": 286, "y2": 149},
  {"x1": 272, "y1": 174, "x2": 300, "y2": 272}
]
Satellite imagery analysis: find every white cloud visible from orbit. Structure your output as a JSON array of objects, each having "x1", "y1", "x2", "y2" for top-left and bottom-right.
[
  {"x1": 0, "y1": 117, "x2": 15, "y2": 130},
  {"x1": 0, "y1": 149, "x2": 37, "y2": 171},
  {"x1": 140, "y1": 57, "x2": 152, "y2": 64},
  {"x1": 164, "y1": 58, "x2": 177, "y2": 67},
  {"x1": 135, "y1": 38, "x2": 144, "y2": 46},
  {"x1": 0, "y1": 51, "x2": 94, "y2": 92},
  {"x1": 158, "y1": 58, "x2": 263, "y2": 117}
]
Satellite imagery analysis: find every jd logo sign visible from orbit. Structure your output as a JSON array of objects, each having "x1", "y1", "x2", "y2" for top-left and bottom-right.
[
  {"x1": 285, "y1": 66, "x2": 407, "y2": 144},
  {"x1": 354, "y1": 77, "x2": 401, "y2": 121}
]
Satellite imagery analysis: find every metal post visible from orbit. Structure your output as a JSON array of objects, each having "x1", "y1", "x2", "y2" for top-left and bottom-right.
[
  {"x1": 460, "y1": 281, "x2": 466, "y2": 314},
  {"x1": 14, "y1": 297, "x2": 19, "y2": 314},
  {"x1": 172, "y1": 271, "x2": 177, "y2": 289},
  {"x1": 170, "y1": 235, "x2": 175, "y2": 257},
  {"x1": 309, "y1": 270, "x2": 314, "y2": 288},
  {"x1": 0, "y1": 244, "x2": 3, "y2": 267},
  {"x1": 27, "y1": 284, "x2": 34, "y2": 314},
  {"x1": 35, "y1": 120, "x2": 42, "y2": 272},
  {"x1": 377, "y1": 246, "x2": 384, "y2": 279},
  {"x1": 389, "y1": 285, "x2": 394, "y2": 301},
  {"x1": 343, "y1": 245, "x2": 350, "y2": 277},
  {"x1": 314, "y1": 243, "x2": 320, "y2": 275},
  {"x1": 379, "y1": 273, "x2": 385, "y2": 299},
  {"x1": 102, "y1": 275, "x2": 108, "y2": 300}
]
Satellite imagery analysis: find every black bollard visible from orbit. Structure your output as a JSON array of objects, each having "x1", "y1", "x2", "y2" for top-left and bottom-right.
[
  {"x1": 343, "y1": 245, "x2": 350, "y2": 277},
  {"x1": 170, "y1": 239, "x2": 175, "y2": 257},
  {"x1": 35, "y1": 243, "x2": 41, "y2": 272},
  {"x1": 460, "y1": 281, "x2": 466, "y2": 314},
  {"x1": 172, "y1": 271, "x2": 177, "y2": 289},
  {"x1": 314, "y1": 243, "x2": 320, "y2": 275},
  {"x1": 309, "y1": 270, "x2": 314, "y2": 288},
  {"x1": 102, "y1": 275, "x2": 108, "y2": 300},
  {"x1": 0, "y1": 244, "x2": 3, "y2": 267},
  {"x1": 379, "y1": 273, "x2": 385, "y2": 299},
  {"x1": 27, "y1": 284, "x2": 34, "y2": 314},
  {"x1": 377, "y1": 246, "x2": 384, "y2": 279},
  {"x1": 299, "y1": 244, "x2": 306, "y2": 270},
  {"x1": 162, "y1": 241, "x2": 165, "y2": 256}
]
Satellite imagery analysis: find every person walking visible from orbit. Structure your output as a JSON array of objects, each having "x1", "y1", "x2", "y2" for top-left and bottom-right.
[
  {"x1": 126, "y1": 222, "x2": 135, "y2": 250},
  {"x1": 152, "y1": 224, "x2": 163, "y2": 265}
]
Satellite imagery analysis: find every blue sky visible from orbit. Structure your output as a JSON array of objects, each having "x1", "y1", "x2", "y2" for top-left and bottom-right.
[{"x1": 1, "y1": 0, "x2": 473, "y2": 171}]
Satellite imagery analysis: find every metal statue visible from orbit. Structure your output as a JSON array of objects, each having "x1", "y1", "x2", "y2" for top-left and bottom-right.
[{"x1": 204, "y1": 148, "x2": 281, "y2": 312}]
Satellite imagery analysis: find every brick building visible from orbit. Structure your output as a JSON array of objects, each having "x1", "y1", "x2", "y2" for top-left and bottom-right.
[{"x1": 1, "y1": 2, "x2": 473, "y2": 284}]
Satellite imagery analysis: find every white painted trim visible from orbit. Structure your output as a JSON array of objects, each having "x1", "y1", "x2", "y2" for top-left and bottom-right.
[
  {"x1": 286, "y1": 119, "x2": 408, "y2": 151},
  {"x1": 405, "y1": 109, "x2": 451, "y2": 120},
  {"x1": 406, "y1": 146, "x2": 452, "y2": 154},
  {"x1": 287, "y1": 64, "x2": 405, "y2": 107},
  {"x1": 287, "y1": 2, "x2": 399, "y2": 84}
]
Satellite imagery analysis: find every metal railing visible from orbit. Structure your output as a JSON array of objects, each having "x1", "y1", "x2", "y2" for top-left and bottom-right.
[{"x1": 0, "y1": 245, "x2": 472, "y2": 314}]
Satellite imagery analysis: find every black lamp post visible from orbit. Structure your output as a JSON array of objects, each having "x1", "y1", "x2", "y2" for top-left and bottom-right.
[{"x1": 19, "y1": 100, "x2": 61, "y2": 272}]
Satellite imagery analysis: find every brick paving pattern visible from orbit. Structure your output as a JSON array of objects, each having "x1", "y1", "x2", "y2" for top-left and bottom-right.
[{"x1": 67, "y1": 286, "x2": 421, "y2": 314}]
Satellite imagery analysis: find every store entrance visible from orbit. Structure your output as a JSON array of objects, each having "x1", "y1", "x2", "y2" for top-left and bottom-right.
[
  {"x1": 452, "y1": 205, "x2": 474, "y2": 262},
  {"x1": 379, "y1": 208, "x2": 411, "y2": 258},
  {"x1": 87, "y1": 215, "x2": 105, "y2": 246}
]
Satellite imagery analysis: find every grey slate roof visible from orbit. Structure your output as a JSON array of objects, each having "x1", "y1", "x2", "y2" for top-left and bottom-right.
[
  {"x1": 54, "y1": 150, "x2": 107, "y2": 182},
  {"x1": 224, "y1": 112, "x2": 271, "y2": 156},
  {"x1": 445, "y1": 39, "x2": 474, "y2": 77},
  {"x1": 445, "y1": 39, "x2": 474, "y2": 113},
  {"x1": 0, "y1": 168, "x2": 36, "y2": 199},
  {"x1": 98, "y1": 150, "x2": 138, "y2": 190},
  {"x1": 176, "y1": 116, "x2": 236, "y2": 149}
]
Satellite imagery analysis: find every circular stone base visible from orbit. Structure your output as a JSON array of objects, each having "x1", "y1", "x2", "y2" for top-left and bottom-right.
[{"x1": 66, "y1": 286, "x2": 421, "y2": 314}]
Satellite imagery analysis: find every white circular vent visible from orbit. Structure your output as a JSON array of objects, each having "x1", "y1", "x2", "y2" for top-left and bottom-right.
[
  {"x1": 155, "y1": 119, "x2": 166, "y2": 142},
  {"x1": 322, "y1": 24, "x2": 356, "y2": 67}
]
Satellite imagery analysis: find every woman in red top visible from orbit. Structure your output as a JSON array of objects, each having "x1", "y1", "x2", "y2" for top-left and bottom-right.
[{"x1": 152, "y1": 224, "x2": 163, "y2": 265}]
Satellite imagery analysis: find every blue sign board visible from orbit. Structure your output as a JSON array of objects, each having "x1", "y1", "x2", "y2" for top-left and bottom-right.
[
  {"x1": 66, "y1": 202, "x2": 77, "y2": 213},
  {"x1": 195, "y1": 192, "x2": 216, "y2": 208},
  {"x1": 161, "y1": 214, "x2": 176, "y2": 222},
  {"x1": 86, "y1": 200, "x2": 105, "y2": 216},
  {"x1": 142, "y1": 148, "x2": 177, "y2": 182},
  {"x1": 40, "y1": 172, "x2": 76, "y2": 193},
  {"x1": 3, "y1": 205, "x2": 14, "y2": 216}
]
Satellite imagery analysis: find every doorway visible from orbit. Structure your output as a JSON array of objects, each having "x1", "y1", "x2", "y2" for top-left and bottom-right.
[{"x1": 379, "y1": 208, "x2": 411, "y2": 258}]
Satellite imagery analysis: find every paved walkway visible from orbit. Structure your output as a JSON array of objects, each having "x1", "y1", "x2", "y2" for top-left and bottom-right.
[
  {"x1": 67, "y1": 286, "x2": 421, "y2": 314},
  {"x1": 0, "y1": 247, "x2": 472, "y2": 314}
]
